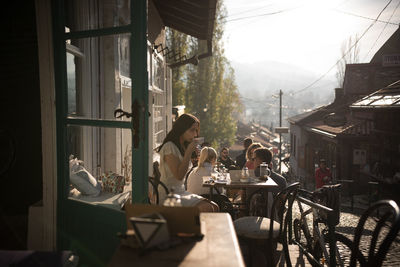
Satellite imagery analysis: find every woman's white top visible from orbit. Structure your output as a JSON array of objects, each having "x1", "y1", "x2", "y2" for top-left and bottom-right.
[
  {"x1": 159, "y1": 141, "x2": 203, "y2": 206},
  {"x1": 187, "y1": 162, "x2": 213, "y2": 195}
]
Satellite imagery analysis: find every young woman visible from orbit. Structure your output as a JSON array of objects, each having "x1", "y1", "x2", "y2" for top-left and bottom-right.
[
  {"x1": 244, "y1": 142, "x2": 262, "y2": 170},
  {"x1": 187, "y1": 146, "x2": 218, "y2": 196},
  {"x1": 158, "y1": 114, "x2": 218, "y2": 212}
]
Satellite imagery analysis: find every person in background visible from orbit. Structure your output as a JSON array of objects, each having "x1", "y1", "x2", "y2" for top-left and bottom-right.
[
  {"x1": 189, "y1": 146, "x2": 235, "y2": 215},
  {"x1": 315, "y1": 159, "x2": 332, "y2": 189},
  {"x1": 253, "y1": 148, "x2": 287, "y2": 193},
  {"x1": 249, "y1": 147, "x2": 287, "y2": 217},
  {"x1": 201, "y1": 142, "x2": 211, "y2": 148},
  {"x1": 158, "y1": 113, "x2": 218, "y2": 211},
  {"x1": 245, "y1": 142, "x2": 262, "y2": 170},
  {"x1": 187, "y1": 146, "x2": 218, "y2": 196},
  {"x1": 236, "y1": 138, "x2": 253, "y2": 169},
  {"x1": 218, "y1": 147, "x2": 236, "y2": 169}
]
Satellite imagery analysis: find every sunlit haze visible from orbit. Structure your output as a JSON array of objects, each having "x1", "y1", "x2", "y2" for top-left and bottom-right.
[{"x1": 224, "y1": 0, "x2": 400, "y2": 75}]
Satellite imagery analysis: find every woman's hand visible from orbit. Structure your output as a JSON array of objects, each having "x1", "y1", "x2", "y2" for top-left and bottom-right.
[{"x1": 186, "y1": 141, "x2": 197, "y2": 154}]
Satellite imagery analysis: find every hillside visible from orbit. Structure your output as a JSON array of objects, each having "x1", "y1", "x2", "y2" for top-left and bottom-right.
[{"x1": 231, "y1": 60, "x2": 336, "y2": 127}]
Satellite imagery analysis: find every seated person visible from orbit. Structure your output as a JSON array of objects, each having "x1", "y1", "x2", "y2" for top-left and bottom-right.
[
  {"x1": 188, "y1": 146, "x2": 233, "y2": 214},
  {"x1": 218, "y1": 147, "x2": 236, "y2": 169},
  {"x1": 245, "y1": 143, "x2": 262, "y2": 170},
  {"x1": 158, "y1": 113, "x2": 218, "y2": 212},
  {"x1": 253, "y1": 148, "x2": 287, "y2": 193},
  {"x1": 248, "y1": 148, "x2": 287, "y2": 217},
  {"x1": 236, "y1": 137, "x2": 253, "y2": 169},
  {"x1": 187, "y1": 146, "x2": 218, "y2": 196}
]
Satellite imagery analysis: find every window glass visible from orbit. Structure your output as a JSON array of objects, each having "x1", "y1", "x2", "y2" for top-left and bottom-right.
[
  {"x1": 67, "y1": 52, "x2": 77, "y2": 114},
  {"x1": 66, "y1": 34, "x2": 131, "y2": 120},
  {"x1": 67, "y1": 125, "x2": 132, "y2": 209},
  {"x1": 152, "y1": 54, "x2": 165, "y2": 90},
  {"x1": 65, "y1": 0, "x2": 130, "y2": 32}
]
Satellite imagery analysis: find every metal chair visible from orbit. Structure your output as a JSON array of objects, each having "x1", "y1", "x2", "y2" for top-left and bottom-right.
[
  {"x1": 234, "y1": 182, "x2": 300, "y2": 266},
  {"x1": 350, "y1": 199, "x2": 400, "y2": 267},
  {"x1": 148, "y1": 162, "x2": 169, "y2": 205}
]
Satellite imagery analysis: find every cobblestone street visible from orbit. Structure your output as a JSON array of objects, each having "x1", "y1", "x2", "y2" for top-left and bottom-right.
[{"x1": 292, "y1": 195, "x2": 400, "y2": 266}]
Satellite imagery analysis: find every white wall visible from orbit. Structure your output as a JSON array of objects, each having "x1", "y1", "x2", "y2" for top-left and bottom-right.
[{"x1": 289, "y1": 123, "x2": 308, "y2": 180}]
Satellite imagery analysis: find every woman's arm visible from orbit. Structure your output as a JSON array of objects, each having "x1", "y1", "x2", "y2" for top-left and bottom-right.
[{"x1": 164, "y1": 141, "x2": 196, "y2": 181}]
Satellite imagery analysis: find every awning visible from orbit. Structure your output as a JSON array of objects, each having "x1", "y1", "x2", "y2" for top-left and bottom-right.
[
  {"x1": 153, "y1": 0, "x2": 217, "y2": 41},
  {"x1": 152, "y1": 0, "x2": 217, "y2": 68}
]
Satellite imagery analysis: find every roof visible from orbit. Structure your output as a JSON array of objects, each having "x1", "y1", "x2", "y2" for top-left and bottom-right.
[
  {"x1": 232, "y1": 121, "x2": 278, "y2": 154},
  {"x1": 153, "y1": 0, "x2": 217, "y2": 41},
  {"x1": 370, "y1": 27, "x2": 400, "y2": 64},
  {"x1": 305, "y1": 113, "x2": 373, "y2": 138},
  {"x1": 350, "y1": 80, "x2": 400, "y2": 109},
  {"x1": 343, "y1": 63, "x2": 400, "y2": 96},
  {"x1": 289, "y1": 96, "x2": 374, "y2": 138},
  {"x1": 287, "y1": 108, "x2": 325, "y2": 124}
]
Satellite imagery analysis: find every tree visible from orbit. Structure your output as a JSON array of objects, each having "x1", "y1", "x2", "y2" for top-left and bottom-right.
[
  {"x1": 336, "y1": 35, "x2": 360, "y2": 87},
  {"x1": 166, "y1": 30, "x2": 188, "y2": 106},
  {"x1": 166, "y1": 0, "x2": 243, "y2": 149}
]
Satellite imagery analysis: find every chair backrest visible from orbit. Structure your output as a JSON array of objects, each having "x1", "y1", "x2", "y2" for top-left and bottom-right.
[
  {"x1": 350, "y1": 200, "x2": 400, "y2": 267},
  {"x1": 153, "y1": 161, "x2": 161, "y2": 183},
  {"x1": 184, "y1": 166, "x2": 195, "y2": 190},
  {"x1": 268, "y1": 182, "x2": 300, "y2": 267},
  {"x1": 148, "y1": 162, "x2": 169, "y2": 205},
  {"x1": 148, "y1": 177, "x2": 159, "y2": 205}
]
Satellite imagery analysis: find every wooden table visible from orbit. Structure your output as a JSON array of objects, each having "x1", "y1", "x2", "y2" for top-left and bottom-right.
[
  {"x1": 108, "y1": 213, "x2": 245, "y2": 267},
  {"x1": 203, "y1": 177, "x2": 278, "y2": 190}
]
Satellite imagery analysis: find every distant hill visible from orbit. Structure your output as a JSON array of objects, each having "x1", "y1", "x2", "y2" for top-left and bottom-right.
[{"x1": 230, "y1": 60, "x2": 336, "y2": 126}]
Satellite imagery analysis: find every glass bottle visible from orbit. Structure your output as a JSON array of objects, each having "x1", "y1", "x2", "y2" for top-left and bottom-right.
[{"x1": 241, "y1": 167, "x2": 249, "y2": 179}]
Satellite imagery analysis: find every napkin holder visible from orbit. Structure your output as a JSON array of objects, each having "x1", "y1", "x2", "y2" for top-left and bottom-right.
[
  {"x1": 125, "y1": 204, "x2": 201, "y2": 242},
  {"x1": 129, "y1": 213, "x2": 169, "y2": 249}
]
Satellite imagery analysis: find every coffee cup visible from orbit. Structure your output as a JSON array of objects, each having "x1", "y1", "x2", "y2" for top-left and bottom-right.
[
  {"x1": 229, "y1": 170, "x2": 241, "y2": 182},
  {"x1": 193, "y1": 137, "x2": 204, "y2": 146}
]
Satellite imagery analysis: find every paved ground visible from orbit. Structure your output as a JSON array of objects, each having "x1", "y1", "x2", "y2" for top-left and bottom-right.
[
  {"x1": 334, "y1": 196, "x2": 400, "y2": 266},
  {"x1": 291, "y1": 195, "x2": 400, "y2": 266},
  {"x1": 239, "y1": 195, "x2": 400, "y2": 266}
]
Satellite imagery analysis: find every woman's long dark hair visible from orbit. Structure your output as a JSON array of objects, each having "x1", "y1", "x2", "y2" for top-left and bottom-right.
[{"x1": 158, "y1": 113, "x2": 200, "y2": 156}]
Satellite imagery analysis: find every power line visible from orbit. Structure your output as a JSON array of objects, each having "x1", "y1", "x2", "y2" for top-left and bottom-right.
[
  {"x1": 225, "y1": 6, "x2": 301, "y2": 22},
  {"x1": 333, "y1": 8, "x2": 399, "y2": 26},
  {"x1": 292, "y1": 0, "x2": 394, "y2": 95},
  {"x1": 363, "y1": 0, "x2": 400, "y2": 61},
  {"x1": 223, "y1": 4, "x2": 399, "y2": 25},
  {"x1": 226, "y1": 3, "x2": 275, "y2": 19}
]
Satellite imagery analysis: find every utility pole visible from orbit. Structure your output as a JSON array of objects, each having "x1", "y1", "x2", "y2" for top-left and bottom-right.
[{"x1": 279, "y1": 90, "x2": 282, "y2": 174}]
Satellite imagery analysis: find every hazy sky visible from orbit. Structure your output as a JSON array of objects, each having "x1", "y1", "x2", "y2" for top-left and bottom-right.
[{"x1": 223, "y1": 0, "x2": 400, "y2": 76}]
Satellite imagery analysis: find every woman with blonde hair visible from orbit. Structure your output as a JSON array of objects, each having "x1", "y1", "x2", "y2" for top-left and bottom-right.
[{"x1": 187, "y1": 146, "x2": 218, "y2": 196}]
